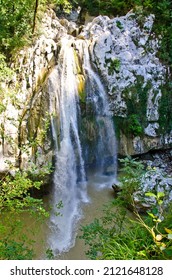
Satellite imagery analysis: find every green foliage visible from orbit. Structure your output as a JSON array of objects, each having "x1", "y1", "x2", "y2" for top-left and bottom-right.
[
  {"x1": 0, "y1": 0, "x2": 71, "y2": 54},
  {"x1": 118, "y1": 77, "x2": 150, "y2": 137},
  {"x1": 118, "y1": 157, "x2": 145, "y2": 206},
  {"x1": 0, "y1": 239, "x2": 34, "y2": 260},
  {"x1": 124, "y1": 76, "x2": 150, "y2": 117},
  {"x1": 114, "y1": 114, "x2": 144, "y2": 138},
  {"x1": 0, "y1": 215, "x2": 35, "y2": 259},
  {"x1": 79, "y1": 91, "x2": 87, "y2": 104},
  {"x1": 0, "y1": 170, "x2": 50, "y2": 215},
  {"x1": 80, "y1": 198, "x2": 162, "y2": 260},
  {"x1": 158, "y1": 82, "x2": 172, "y2": 134},
  {"x1": 128, "y1": 115, "x2": 143, "y2": 136},
  {"x1": 125, "y1": 114, "x2": 143, "y2": 136},
  {"x1": 0, "y1": 0, "x2": 35, "y2": 53},
  {"x1": 74, "y1": 0, "x2": 136, "y2": 16},
  {"x1": 0, "y1": 54, "x2": 11, "y2": 113},
  {"x1": 116, "y1": 20, "x2": 123, "y2": 29},
  {"x1": 46, "y1": 248, "x2": 55, "y2": 259},
  {"x1": 0, "y1": 166, "x2": 51, "y2": 259},
  {"x1": 0, "y1": 53, "x2": 14, "y2": 112},
  {"x1": 0, "y1": 54, "x2": 13, "y2": 82},
  {"x1": 105, "y1": 58, "x2": 121, "y2": 75},
  {"x1": 80, "y1": 201, "x2": 133, "y2": 260},
  {"x1": 134, "y1": 193, "x2": 172, "y2": 259},
  {"x1": 55, "y1": 0, "x2": 72, "y2": 12},
  {"x1": 80, "y1": 157, "x2": 172, "y2": 260}
]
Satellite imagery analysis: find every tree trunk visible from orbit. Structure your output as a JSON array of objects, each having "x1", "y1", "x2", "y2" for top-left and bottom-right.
[{"x1": 32, "y1": 0, "x2": 39, "y2": 34}]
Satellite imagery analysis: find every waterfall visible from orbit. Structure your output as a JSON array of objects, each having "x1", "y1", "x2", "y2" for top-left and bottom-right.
[
  {"x1": 80, "y1": 41, "x2": 117, "y2": 186},
  {"x1": 48, "y1": 38, "x2": 87, "y2": 254},
  {"x1": 48, "y1": 38, "x2": 117, "y2": 255}
]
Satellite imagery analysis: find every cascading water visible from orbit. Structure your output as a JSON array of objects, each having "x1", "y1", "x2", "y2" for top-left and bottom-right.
[
  {"x1": 79, "y1": 41, "x2": 117, "y2": 186},
  {"x1": 48, "y1": 38, "x2": 87, "y2": 254},
  {"x1": 48, "y1": 37, "x2": 117, "y2": 255}
]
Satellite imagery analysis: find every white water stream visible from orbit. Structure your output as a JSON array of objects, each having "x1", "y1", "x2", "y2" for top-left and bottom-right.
[{"x1": 47, "y1": 38, "x2": 117, "y2": 256}]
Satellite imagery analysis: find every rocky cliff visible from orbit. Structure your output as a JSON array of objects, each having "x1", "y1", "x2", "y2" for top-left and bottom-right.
[
  {"x1": 78, "y1": 13, "x2": 171, "y2": 155},
  {"x1": 0, "y1": 8, "x2": 171, "y2": 174}
]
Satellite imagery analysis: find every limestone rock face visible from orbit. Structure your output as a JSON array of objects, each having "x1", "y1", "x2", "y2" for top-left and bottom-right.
[
  {"x1": 0, "y1": 8, "x2": 171, "y2": 175},
  {"x1": 133, "y1": 167, "x2": 172, "y2": 212},
  {"x1": 0, "y1": 9, "x2": 66, "y2": 173},
  {"x1": 80, "y1": 13, "x2": 163, "y2": 115},
  {"x1": 78, "y1": 12, "x2": 170, "y2": 155}
]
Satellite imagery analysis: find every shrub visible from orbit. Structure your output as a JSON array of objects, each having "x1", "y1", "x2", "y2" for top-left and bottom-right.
[{"x1": 80, "y1": 157, "x2": 172, "y2": 260}]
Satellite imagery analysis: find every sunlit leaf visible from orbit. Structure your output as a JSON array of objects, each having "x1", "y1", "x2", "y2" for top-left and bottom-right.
[
  {"x1": 164, "y1": 227, "x2": 172, "y2": 234},
  {"x1": 167, "y1": 234, "x2": 172, "y2": 240},
  {"x1": 157, "y1": 192, "x2": 165, "y2": 199},
  {"x1": 147, "y1": 212, "x2": 156, "y2": 219},
  {"x1": 145, "y1": 192, "x2": 156, "y2": 198}
]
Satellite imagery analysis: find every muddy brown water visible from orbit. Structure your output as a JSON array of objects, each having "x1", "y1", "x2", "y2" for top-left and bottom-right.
[{"x1": 29, "y1": 174, "x2": 116, "y2": 260}]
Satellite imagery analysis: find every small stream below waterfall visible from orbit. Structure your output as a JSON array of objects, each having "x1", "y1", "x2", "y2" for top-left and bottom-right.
[
  {"x1": 56, "y1": 174, "x2": 115, "y2": 260},
  {"x1": 25, "y1": 173, "x2": 115, "y2": 260}
]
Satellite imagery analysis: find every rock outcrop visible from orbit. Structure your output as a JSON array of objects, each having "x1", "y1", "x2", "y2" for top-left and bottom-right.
[
  {"x1": 78, "y1": 12, "x2": 170, "y2": 155},
  {"x1": 0, "y1": 9, "x2": 64, "y2": 173},
  {"x1": 0, "y1": 8, "x2": 171, "y2": 175},
  {"x1": 133, "y1": 166, "x2": 172, "y2": 212}
]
